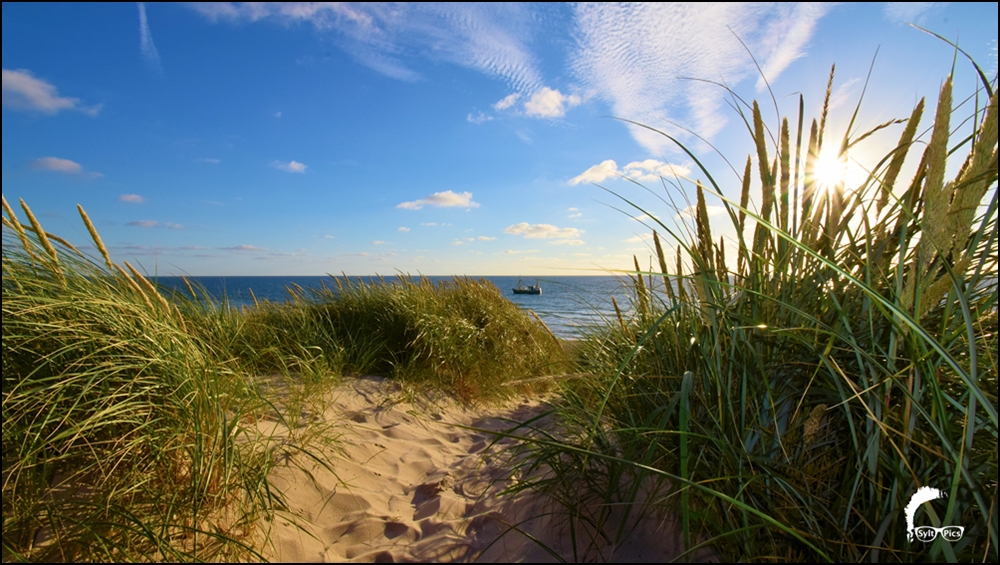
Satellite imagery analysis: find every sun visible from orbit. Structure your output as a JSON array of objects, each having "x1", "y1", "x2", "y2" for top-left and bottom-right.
[{"x1": 812, "y1": 145, "x2": 848, "y2": 194}]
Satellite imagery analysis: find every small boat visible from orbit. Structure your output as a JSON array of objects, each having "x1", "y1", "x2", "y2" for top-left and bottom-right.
[{"x1": 512, "y1": 278, "x2": 541, "y2": 295}]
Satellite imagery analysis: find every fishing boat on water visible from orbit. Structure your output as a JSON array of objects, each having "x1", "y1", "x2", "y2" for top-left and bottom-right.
[{"x1": 512, "y1": 278, "x2": 541, "y2": 295}]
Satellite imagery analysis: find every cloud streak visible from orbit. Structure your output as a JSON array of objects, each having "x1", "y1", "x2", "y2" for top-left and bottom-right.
[
  {"x1": 504, "y1": 222, "x2": 583, "y2": 240},
  {"x1": 2, "y1": 69, "x2": 101, "y2": 115},
  {"x1": 30, "y1": 157, "x2": 103, "y2": 177},
  {"x1": 271, "y1": 160, "x2": 307, "y2": 173},
  {"x1": 138, "y1": 3, "x2": 164, "y2": 76},
  {"x1": 127, "y1": 220, "x2": 183, "y2": 229},
  {"x1": 397, "y1": 190, "x2": 479, "y2": 210}
]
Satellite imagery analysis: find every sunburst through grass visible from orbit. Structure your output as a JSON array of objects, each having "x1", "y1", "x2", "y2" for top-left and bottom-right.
[{"x1": 509, "y1": 49, "x2": 998, "y2": 563}]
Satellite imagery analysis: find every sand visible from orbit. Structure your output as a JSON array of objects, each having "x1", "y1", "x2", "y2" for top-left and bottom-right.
[{"x1": 254, "y1": 375, "x2": 711, "y2": 563}]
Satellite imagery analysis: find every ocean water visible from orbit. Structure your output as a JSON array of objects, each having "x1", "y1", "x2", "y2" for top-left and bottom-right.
[{"x1": 154, "y1": 275, "x2": 642, "y2": 340}]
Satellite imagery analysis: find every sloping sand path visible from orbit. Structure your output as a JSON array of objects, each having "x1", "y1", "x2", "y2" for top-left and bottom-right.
[{"x1": 255, "y1": 375, "x2": 707, "y2": 563}]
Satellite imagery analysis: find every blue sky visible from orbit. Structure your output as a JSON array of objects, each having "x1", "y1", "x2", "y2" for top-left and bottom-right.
[{"x1": 2, "y1": 2, "x2": 997, "y2": 276}]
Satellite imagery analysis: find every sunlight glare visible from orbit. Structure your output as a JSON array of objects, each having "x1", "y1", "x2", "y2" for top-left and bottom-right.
[{"x1": 813, "y1": 146, "x2": 848, "y2": 194}]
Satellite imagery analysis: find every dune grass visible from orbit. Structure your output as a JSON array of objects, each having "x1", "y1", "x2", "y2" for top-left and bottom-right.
[
  {"x1": 508, "y1": 58, "x2": 998, "y2": 562},
  {"x1": 2, "y1": 198, "x2": 570, "y2": 561},
  {"x1": 2, "y1": 199, "x2": 282, "y2": 562}
]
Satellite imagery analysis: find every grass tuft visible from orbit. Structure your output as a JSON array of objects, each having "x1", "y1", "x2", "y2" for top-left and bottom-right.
[{"x1": 513, "y1": 56, "x2": 998, "y2": 562}]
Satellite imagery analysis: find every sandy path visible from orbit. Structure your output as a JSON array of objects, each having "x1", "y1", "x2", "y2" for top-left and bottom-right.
[{"x1": 255, "y1": 375, "x2": 707, "y2": 563}]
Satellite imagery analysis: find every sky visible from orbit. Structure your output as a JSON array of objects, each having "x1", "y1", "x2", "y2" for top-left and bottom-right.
[{"x1": 2, "y1": 2, "x2": 997, "y2": 276}]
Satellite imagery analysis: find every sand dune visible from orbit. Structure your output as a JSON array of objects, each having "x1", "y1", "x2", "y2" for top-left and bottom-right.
[{"x1": 255, "y1": 376, "x2": 711, "y2": 563}]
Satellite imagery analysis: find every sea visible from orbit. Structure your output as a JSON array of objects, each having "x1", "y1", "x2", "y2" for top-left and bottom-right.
[{"x1": 154, "y1": 275, "x2": 642, "y2": 340}]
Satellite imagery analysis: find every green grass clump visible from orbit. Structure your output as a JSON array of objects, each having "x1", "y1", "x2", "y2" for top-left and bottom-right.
[
  {"x1": 523, "y1": 56, "x2": 997, "y2": 562},
  {"x1": 295, "y1": 274, "x2": 570, "y2": 401},
  {"x1": 2, "y1": 196, "x2": 570, "y2": 561},
  {"x1": 2, "y1": 199, "x2": 281, "y2": 561}
]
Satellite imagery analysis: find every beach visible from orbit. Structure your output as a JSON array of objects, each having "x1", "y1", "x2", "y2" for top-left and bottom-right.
[{"x1": 253, "y1": 375, "x2": 703, "y2": 563}]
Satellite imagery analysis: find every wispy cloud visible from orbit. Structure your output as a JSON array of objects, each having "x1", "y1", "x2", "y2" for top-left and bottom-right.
[
  {"x1": 373, "y1": 240, "x2": 386, "y2": 245},
  {"x1": 501, "y1": 249, "x2": 539, "y2": 254},
  {"x1": 223, "y1": 244, "x2": 265, "y2": 251},
  {"x1": 127, "y1": 220, "x2": 182, "y2": 229},
  {"x1": 2, "y1": 69, "x2": 101, "y2": 115},
  {"x1": 504, "y1": 222, "x2": 584, "y2": 240},
  {"x1": 196, "y1": 157, "x2": 221, "y2": 164},
  {"x1": 883, "y1": 2, "x2": 940, "y2": 24},
  {"x1": 676, "y1": 204, "x2": 725, "y2": 219},
  {"x1": 570, "y1": 3, "x2": 830, "y2": 153},
  {"x1": 397, "y1": 190, "x2": 479, "y2": 210},
  {"x1": 30, "y1": 157, "x2": 103, "y2": 177},
  {"x1": 119, "y1": 194, "x2": 144, "y2": 203},
  {"x1": 477, "y1": 236, "x2": 496, "y2": 241},
  {"x1": 31, "y1": 157, "x2": 83, "y2": 174},
  {"x1": 467, "y1": 111, "x2": 493, "y2": 124},
  {"x1": 270, "y1": 160, "x2": 307, "y2": 173},
  {"x1": 138, "y1": 3, "x2": 164, "y2": 76},
  {"x1": 398, "y1": 226, "x2": 411, "y2": 232},
  {"x1": 569, "y1": 159, "x2": 689, "y2": 185},
  {"x1": 190, "y1": 3, "x2": 543, "y2": 92},
  {"x1": 493, "y1": 93, "x2": 521, "y2": 110}
]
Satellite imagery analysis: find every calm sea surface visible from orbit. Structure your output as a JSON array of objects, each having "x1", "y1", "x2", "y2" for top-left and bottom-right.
[{"x1": 154, "y1": 275, "x2": 640, "y2": 340}]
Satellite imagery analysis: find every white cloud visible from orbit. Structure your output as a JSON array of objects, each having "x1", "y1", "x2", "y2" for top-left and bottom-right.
[
  {"x1": 397, "y1": 190, "x2": 480, "y2": 210},
  {"x1": 138, "y1": 3, "x2": 164, "y2": 76},
  {"x1": 493, "y1": 93, "x2": 521, "y2": 110},
  {"x1": 398, "y1": 226, "x2": 411, "y2": 232},
  {"x1": 570, "y1": 3, "x2": 831, "y2": 153},
  {"x1": 524, "y1": 87, "x2": 582, "y2": 118},
  {"x1": 568, "y1": 207, "x2": 579, "y2": 211},
  {"x1": 452, "y1": 240, "x2": 464, "y2": 245},
  {"x1": 504, "y1": 222, "x2": 584, "y2": 240},
  {"x1": 324, "y1": 234, "x2": 336, "y2": 239},
  {"x1": 467, "y1": 111, "x2": 493, "y2": 124},
  {"x1": 569, "y1": 159, "x2": 619, "y2": 185},
  {"x1": 477, "y1": 236, "x2": 496, "y2": 241},
  {"x1": 31, "y1": 157, "x2": 83, "y2": 174},
  {"x1": 373, "y1": 240, "x2": 386, "y2": 245},
  {"x1": 271, "y1": 160, "x2": 307, "y2": 173},
  {"x1": 569, "y1": 158, "x2": 689, "y2": 185},
  {"x1": 420, "y1": 222, "x2": 437, "y2": 226},
  {"x1": 2, "y1": 69, "x2": 101, "y2": 115},
  {"x1": 119, "y1": 194, "x2": 144, "y2": 203},
  {"x1": 501, "y1": 249, "x2": 539, "y2": 254},
  {"x1": 197, "y1": 157, "x2": 221, "y2": 164}
]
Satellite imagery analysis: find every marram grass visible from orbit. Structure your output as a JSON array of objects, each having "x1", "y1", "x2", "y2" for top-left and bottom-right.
[
  {"x1": 2, "y1": 199, "x2": 281, "y2": 562},
  {"x1": 2, "y1": 198, "x2": 571, "y2": 561},
  {"x1": 512, "y1": 60, "x2": 997, "y2": 562}
]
